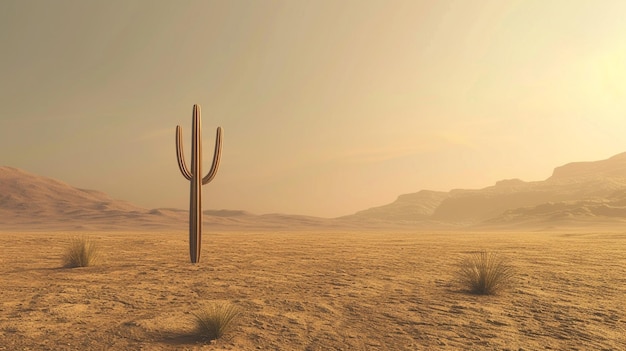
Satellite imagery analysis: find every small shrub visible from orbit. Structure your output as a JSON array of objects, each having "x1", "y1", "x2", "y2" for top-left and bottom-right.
[
  {"x1": 62, "y1": 236, "x2": 100, "y2": 268},
  {"x1": 457, "y1": 251, "x2": 514, "y2": 295},
  {"x1": 192, "y1": 302, "x2": 241, "y2": 341}
]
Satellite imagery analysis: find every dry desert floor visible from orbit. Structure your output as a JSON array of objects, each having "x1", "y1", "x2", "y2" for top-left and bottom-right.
[{"x1": 1, "y1": 230, "x2": 625, "y2": 350}]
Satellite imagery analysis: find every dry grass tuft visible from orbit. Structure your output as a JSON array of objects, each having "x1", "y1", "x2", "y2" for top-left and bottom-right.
[
  {"x1": 62, "y1": 236, "x2": 100, "y2": 268},
  {"x1": 192, "y1": 302, "x2": 241, "y2": 341},
  {"x1": 457, "y1": 251, "x2": 514, "y2": 295}
]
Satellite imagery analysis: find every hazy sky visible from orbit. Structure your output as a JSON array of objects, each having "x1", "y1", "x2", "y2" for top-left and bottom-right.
[{"x1": 2, "y1": 0, "x2": 626, "y2": 217}]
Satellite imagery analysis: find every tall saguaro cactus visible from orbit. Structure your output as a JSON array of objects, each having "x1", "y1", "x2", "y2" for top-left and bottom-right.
[{"x1": 175, "y1": 104, "x2": 222, "y2": 263}]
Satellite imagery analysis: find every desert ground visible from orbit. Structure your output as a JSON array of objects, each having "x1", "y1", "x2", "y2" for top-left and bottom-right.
[{"x1": 0, "y1": 230, "x2": 625, "y2": 350}]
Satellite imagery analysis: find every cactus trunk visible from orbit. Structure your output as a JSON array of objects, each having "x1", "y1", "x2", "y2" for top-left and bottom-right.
[
  {"x1": 189, "y1": 108, "x2": 202, "y2": 263},
  {"x1": 175, "y1": 104, "x2": 222, "y2": 263}
]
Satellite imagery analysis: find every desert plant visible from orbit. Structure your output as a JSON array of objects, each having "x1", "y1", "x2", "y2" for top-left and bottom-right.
[
  {"x1": 192, "y1": 302, "x2": 240, "y2": 341},
  {"x1": 456, "y1": 251, "x2": 514, "y2": 295},
  {"x1": 62, "y1": 236, "x2": 100, "y2": 268},
  {"x1": 176, "y1": 104, "x2": 223, "y2": 263}
]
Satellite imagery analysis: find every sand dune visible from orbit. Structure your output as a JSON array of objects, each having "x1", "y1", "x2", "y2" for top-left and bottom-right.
[
  {"x1": 0, "y1": 166, "x2": 166, "y2": 231},
  {"x1": 0, "y1": 167, "x2": 334, "y2": 232},
  {"x1": 0, "y1": 230, "x2": 624, "y2": 350},
  {"x1": 0, "y1": 167, "x2": 143, "y2": 214}
]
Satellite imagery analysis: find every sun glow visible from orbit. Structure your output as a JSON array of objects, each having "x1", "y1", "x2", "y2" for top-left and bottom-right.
[{"x1": 599, "y1": 48, "x2": 626, "y2": 100}]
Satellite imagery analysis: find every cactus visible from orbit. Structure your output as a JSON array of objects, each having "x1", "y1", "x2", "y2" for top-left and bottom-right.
[{"x1": 175, "y1": 104, "x2": 222, "y2": 263}]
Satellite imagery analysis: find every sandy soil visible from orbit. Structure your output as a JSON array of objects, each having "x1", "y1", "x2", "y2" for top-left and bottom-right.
[{"x1": 0, "y1": 230, "x2": 625, "y2": 350}]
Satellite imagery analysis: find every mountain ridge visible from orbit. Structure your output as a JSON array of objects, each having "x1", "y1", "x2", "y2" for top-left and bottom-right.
[
  {"x1": 4, "y1": 152, "x2": 626, "y2": 231},
  {"x1": 343, "y1": 152, "x2": 626, "y2": 229}
]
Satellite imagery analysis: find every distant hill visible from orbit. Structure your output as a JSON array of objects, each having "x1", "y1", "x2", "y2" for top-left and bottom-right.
[
  {"x1": 343, "y1": 152, "x2": 626, "y2": 230},
  {"x1": 0, "y1": 167, "x2": 334, "y2": 231},
  {"x1": 0, "y1": 166, "x2": 185, "y2": 230},
  {"x1": 549, "y1": 152, "x2": 626, "y2": 179},
  {"x1": 4, "y1": 152, "x2": 626, "y2": 231},
  {"x1": 349, "y1": 190, "x2": 449, "y2": 221}
]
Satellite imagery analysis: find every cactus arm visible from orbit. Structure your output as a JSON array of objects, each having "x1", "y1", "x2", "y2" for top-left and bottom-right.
[
  {"x1": 202, "y1": 126, "x2": 223, "y2": 185},
  {"x1": 175, "y1": 125, "x2": 193, "y2": 180}
]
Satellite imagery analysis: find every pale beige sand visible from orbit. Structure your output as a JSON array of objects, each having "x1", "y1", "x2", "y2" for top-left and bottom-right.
[{"x1": 1, "y1": 230, "x2": 625, "y2": 350}]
